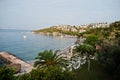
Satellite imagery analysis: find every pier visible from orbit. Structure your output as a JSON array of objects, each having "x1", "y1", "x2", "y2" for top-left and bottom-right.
[{"x1": 0, "y1": 52, "x2": 33, "y2": 74}]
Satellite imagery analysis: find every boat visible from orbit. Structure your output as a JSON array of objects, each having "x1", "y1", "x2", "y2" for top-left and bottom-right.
[{"x1": 23, "y1": 35, "x2": 27, "y2": 39}]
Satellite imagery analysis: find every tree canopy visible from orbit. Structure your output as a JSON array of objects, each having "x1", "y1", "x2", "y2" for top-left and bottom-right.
[{"x1": 34, "y1": 50, "x2": 68, "y2": 69}]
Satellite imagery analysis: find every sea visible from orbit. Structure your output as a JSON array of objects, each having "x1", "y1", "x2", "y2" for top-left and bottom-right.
[{"x1": 0, "y1": 29, "x2": 76, "y2": 61}]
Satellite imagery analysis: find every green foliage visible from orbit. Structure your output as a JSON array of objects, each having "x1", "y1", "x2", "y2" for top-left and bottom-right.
[
  {"x1": 118, "y1": 37, "x2": 120, "y2": 46},
  {"x1": 74, "y1": 44, "x2": 95, "y2": 57},
  {"x1": 115, "y1": 32, "x2": 120, "y2": 39},
  {"x1": 79, "y1": 21, "x2": 120, "y2": 41},
  {"x1": 74, "y1": 60, "x2": 112, "y2": 80},
  {"x1": 61, "y1": 30, "x2": 78, "y2": 36},
  {"x1": 33, "y1": 27, "x2": 78, "y2": 36},
  {"x1": 84, "y1": 35, "x2": 98, "y2": 47},
  {"x1": 74, "y1": 44, "x2": 95, "y2": 73},
  {"x1": 42, "y1": 66, "x2": 75, "y2": 80},
  {"x1": 16, "y1": 69, "x2": 45, "y2": 80},
  {"x1": 97, "y1": 45, "x2": 120, "y2": 79},
  {"x1": 0, "y1": 66, "x2": 14, "y2": 80},
  {"x1": 34, "y1": 21, "x2": 120, "y2": 39},
  {"x1": 77, "y1": 33, "x2": 83, "y2": 38},
  {"x1": 110, "y1": 21, "x2": 120, "y2": 30},
  {"x1": 34, "y1": 50, "x2": 68, "y2": 69},
  {"x1": 33, "y1": 27, "x2": 61, "y2": 33},
  {"x1": 15, "y1": 73, "x2": 31, "y2": 80},
  {"x1": 16, "y1": 66, "x2": 76, "y2": 80}
]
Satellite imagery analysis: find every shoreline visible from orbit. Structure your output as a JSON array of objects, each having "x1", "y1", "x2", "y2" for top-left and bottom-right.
[
  {"x1": 0, "y1": 52, "x2": 33, "y2": 74},
  {"x1": 0, "y1": 31, "x2": 78, "y2": 74},
  {"x1": 0, "y1": 42, "x2": 78, "y2": 74},
  {"x1": 32, "y1": 32, "x2": 77, "y2": 38}
]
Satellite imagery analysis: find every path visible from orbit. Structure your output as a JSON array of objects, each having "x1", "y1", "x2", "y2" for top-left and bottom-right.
[{"x1": 57, "y1": 44, "x2": 76, "y2": 59}]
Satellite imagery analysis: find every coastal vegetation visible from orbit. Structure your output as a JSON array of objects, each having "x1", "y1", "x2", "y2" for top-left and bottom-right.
[
  {"x1": 0, "y1": 21, "x2": 120, "y2": 80},
  {"x1": 33, "y1": 23, "x2": 108, "y2": 36},
  {"x1": 33, "y1": 26, "x2": 78, "y2": 36},
  {"x1": 74, "y1": 44, "x2": 95, "y2": 72},
  {"x1": 34, "y1": 50, "x2": 68, "y2": 69},
  {"x1": 74, "y1": 60, "x2": 112, "y2": 80},
  {"x1": 15, "y1": 66, "x2": 75, "y2": 80},
  {"x1": 0, "y1": 66, "x2": 14, "y2": 80}
]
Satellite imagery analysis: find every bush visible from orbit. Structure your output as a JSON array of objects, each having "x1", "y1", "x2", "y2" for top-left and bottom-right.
[
  {"x1": 0, "y1": 66, "x2": 14, "y2": 80},
  {"x1": 114, "y1": 64, "x2": 120, "y2": 80},
  {"x1": 16, "y1": 66, "x2": 76, "y2": 80},
  {"x1": 97, "y1": 45, "x2": 120, "y2": 77}
]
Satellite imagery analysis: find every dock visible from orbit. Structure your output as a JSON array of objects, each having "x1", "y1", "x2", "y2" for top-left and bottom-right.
[{"x1": 0, "y1": 52, "x2": 33, "y2": 74}]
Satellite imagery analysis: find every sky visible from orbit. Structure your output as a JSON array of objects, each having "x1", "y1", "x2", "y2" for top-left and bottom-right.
[{"x1": 0, "y1": 0, "x2": 120, "y2": 30}]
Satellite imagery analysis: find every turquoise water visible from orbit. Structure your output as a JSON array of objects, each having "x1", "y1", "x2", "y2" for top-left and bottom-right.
[{"x1": 0, "y1": 29, "x2": 76, "y2": 61}]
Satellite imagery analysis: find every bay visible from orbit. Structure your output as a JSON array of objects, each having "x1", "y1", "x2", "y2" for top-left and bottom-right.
[{"x1": 0, "y1": 29, "x2": 76, "y2": 61}]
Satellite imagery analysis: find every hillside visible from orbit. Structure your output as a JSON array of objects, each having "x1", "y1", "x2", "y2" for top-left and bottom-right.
[
  {"x1": 74, "y1": 60, "x2": 113, "y2": 80},
  {"x1": 33, "y1": 23, "x2": 108, "y2": 36}
]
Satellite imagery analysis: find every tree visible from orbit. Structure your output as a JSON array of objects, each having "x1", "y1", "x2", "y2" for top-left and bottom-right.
[
  {"x1": 34, "y1": 50, "x2": 67, "y2": 69},
  {"x1": 97, "y1": 45, "x2": 120, "y2": 79},
  {"x1": 84, "y1": 35, "x2": 98, "y2": 47},
  {"x1": 16, "y1": 66, "x2": 76, "y2": 80},
  {"x1": 0, "y1": 66, "x2": 14, "y2": 80},
  {"x1": 110, "y1": 21, "x2": 120, "y2": 30},
  {"x1": 15, "y1": 73, "x2": 31, "y2": 80},
  {"x1": 74, "y1": 44, "x2": 95, "y2": 72}
]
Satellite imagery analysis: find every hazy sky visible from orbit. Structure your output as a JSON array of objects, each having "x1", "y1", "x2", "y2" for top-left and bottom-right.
[{"x1": 0, "y1": 0, "x2": 120, "y2": 30}]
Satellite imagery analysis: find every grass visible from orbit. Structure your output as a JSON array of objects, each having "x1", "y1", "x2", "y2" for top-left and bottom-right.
[{"x1": 74, "y1": 60, "x2": 113, "y2": 80}]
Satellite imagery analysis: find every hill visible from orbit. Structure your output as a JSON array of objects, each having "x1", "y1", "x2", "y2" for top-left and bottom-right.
[{"x1": 33, "y1": 23, "x2": 108, "y2": 36}]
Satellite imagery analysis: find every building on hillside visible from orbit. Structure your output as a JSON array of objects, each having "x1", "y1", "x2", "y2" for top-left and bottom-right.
[{"x1": 87, "y1": 22, "x2": 109, "y2": 28}]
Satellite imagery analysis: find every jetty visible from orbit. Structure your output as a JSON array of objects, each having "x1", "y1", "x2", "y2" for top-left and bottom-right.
[{"x1": 0, "y1": 52, "x2": 33, "y2": 74}]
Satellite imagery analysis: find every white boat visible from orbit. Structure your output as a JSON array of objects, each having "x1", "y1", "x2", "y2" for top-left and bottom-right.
[{"x1": 23, "y1": 35, "x2": 27, "y2": 39}]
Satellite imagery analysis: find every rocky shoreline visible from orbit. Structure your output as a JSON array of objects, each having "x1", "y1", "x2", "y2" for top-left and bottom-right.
[{"x1": 0, "y1": 52, "x2": 33, "y2": 74}]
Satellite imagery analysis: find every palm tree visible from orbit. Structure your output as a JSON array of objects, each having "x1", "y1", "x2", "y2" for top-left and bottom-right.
[
  {"x1": 74, "y1": 44, "x2": 95, "y2": 72},
  {"x1": 34, "y1": 49, "x2": 67, "y2": 69}
]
